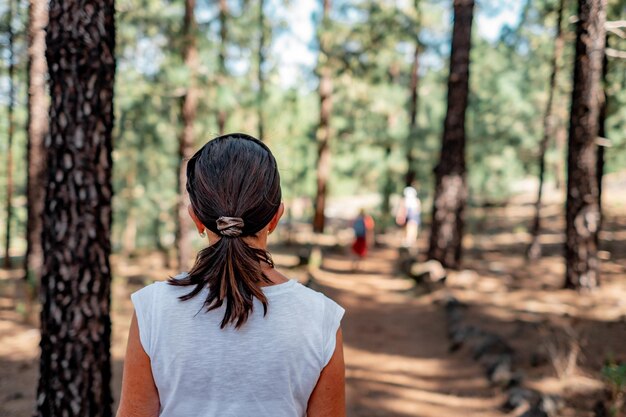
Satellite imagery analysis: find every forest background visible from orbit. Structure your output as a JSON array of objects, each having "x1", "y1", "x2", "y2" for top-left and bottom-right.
[{"x1": 1, "y1": 0, "x2": 624, "y2": 259}]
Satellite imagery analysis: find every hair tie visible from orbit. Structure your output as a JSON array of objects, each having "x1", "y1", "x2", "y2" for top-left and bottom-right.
[{"x1": 216, "y1": 216, "x2": 245, "y2": 237}]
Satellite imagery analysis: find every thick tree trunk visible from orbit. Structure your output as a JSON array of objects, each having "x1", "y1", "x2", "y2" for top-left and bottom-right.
[
  {"x1": 257, "y1": 0, "x2": 266, "y2": 140},
  {"x1": 217, "y1": 0, "x2": 228, "y2": 134},
  {"x1": 24, "y1": 0, "x2": 48, "y2": 284},
  {"x1": 527, "y1": 0, "x2": 565, "y2": 260},
  {"x1": 405, "y1": 1, "x2": 421, "y2": 187},
  {"x1": 427, "y1": 0, "x2": 474, "y2": 269},
  {"x1": 36, "y1": 0, "x2": 116, "y2": 414},
  {"x1": 564, "y1": 0, "x2": 606, "y2": 290},
  {"x1": 4, "y1": 0, "x2": 16, "y2": 269},
  {"x1": 176, "y1": 0, "x2": 198, "y2": 272},
  {"x1": 313, "y1": 0, "x2": 332, "y2": 233}
]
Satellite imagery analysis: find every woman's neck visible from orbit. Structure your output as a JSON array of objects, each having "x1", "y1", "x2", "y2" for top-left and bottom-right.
[{"x1": 259, "y1": 262, "x2": 290, "y2": 286}]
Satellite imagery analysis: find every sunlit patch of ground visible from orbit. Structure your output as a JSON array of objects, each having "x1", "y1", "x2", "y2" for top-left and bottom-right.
[
  {"x1": 314, "y1": 249, "x2": 508, "y2": 417},
  {"x1": 443, "y1": 193, "x2": 626, "y2": 415}
]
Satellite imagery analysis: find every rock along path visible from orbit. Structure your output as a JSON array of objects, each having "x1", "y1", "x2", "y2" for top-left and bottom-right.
[{"x1": 311, "y1": 247, "x2": 508, "y2": 417}]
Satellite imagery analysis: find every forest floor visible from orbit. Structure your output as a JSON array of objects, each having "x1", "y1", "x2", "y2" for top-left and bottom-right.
[
  {"x1": 1, "y1": 183, "x2": 625, "y2": 417},
  {"x1": 311, "y1": 247, "x2": 507, "y2": 416}
]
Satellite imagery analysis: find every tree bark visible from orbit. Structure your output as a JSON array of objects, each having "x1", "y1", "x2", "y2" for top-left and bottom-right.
[
  {"x1": 564, "y1": 0, "x2": 606, "y2": 290},
  {"x1": 122, "y1": 208, "x2": 137, "y2": 255},
  {"x1": 382, "y1": 144, "x2": 393, "y2": 224},
  {"x1": 427, "y1": 0, "x2": 474, "y2": 269},
  {"x1": 527, "y1": 0, "x2": 565, "y2": 260},
  {"x1": 217, "y1": 0, "x2": 228, "y2": 134},
  {"x1": 405, "y1": 1, "x2": 421, "y2": 187},
  {"x1": 4, "y1": 0, "x2": 16, "y2": 269},
  {"x1": 24, "y1": 0, "x2": 49, "y2": 285},
  {"x1": 554, "y1": 117, "x2": 567, "y2": 191},
  {"x1": 176, "y1": 0, "x2": 198, "y2": 272},
  {"x1": 154, "y1": 211, "x2": 171, "y2": 268},
  {"x1": 36, "y1": 0, "x2": 116, "y2": 413},
  {"x1": 313, "y1": 0, "x2": 332, "y2": 233},
  {"x1": 596, "y1": 37, "x2": 608, "y2": 240}
]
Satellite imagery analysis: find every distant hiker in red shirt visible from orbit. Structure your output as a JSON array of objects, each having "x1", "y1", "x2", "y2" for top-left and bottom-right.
[{"x1": 351, "y1": 209, "x2": 375, "y2": 270}]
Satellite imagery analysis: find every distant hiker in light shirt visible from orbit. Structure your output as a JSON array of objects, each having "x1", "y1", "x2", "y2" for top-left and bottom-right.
[{"x1": 396, "y1": 186, "x2": 421, "y2": 249}]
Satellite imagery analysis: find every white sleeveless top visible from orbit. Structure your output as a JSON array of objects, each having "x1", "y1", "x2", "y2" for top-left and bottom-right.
[{"x1": 130, "y1": 273, "x2": 345, "y2": 417}]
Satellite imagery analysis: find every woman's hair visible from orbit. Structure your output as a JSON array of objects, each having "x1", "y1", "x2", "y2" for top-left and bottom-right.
[{"x1": 167, "y1": 133, "x2": 282, "y2": 329}]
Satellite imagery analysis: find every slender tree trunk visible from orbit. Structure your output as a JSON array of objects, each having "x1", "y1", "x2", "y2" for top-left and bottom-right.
[
  {"x1": 217, "y1": 0, "x2": 228, "y2": 134},
  {"x1": 382, "y1": 109, "x2": 399, "y2": 224},
  {"x1": 257, "y1": 0, "x2": 266, "y2": 140},
  {"x1": 527, "y1": 0, "x2": 565, "y2": 260},
  {"x1": 154, "y1": 212, "x2": 171, "y2": 268},
  {"x1": 427, "y1": 0, "x2": 474, "y2": 269},
  {"x1": 122, "y1": 168, "x2": 137, "y2": 255},
  {"x1": 313, "y1": 0, "x2": 332, "y2": 233},
  {"x1": 564, "y1": 0, "x2": 606, "y2": 290},
  {"x1": 176, "y1": 0, "x2": 198, "y2": 272},
  {"x1": 4, "y1": 0, "x2": 16, "y2": 269},
  {"x1": 36, "y1": 0, "x2": 116, "y2": 413},
  {"x1": 122, "y1": 208, "x2": 137, "y2": 254},
  {"x1": 555, "y1": 118, "x2": 567, "y2": 190},
  {"x1": 405, "y1": 0, "x2": 421, "y2": 187},
  {"x1": 596, "y1": 38, "x2": 608, "y2": 237},
  {"x1": 382, "y1": 144, "x2": 393, "y2": 223},
  {"x1": 24, "y1": 0, "x2": 48, "y2": 284},
  {"x1": 382, "y1": 68, "x2": 399, "y2": 224}
]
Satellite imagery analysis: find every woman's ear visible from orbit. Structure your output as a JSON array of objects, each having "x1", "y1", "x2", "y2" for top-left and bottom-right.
[
  {"x1": 187, "y1": 204, "x2": 206, "y2": 234},
  {"x1": 268, "y1": 202, "x2": 285, "y2": 233}
]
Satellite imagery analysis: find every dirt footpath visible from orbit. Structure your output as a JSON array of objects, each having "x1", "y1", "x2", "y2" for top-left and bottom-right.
[
  {"x1": 312, "y1": 247, "x2": 507, "y2": 417},
  {"x1": 0, "y1": 247, "x2": 508, "y2": 417}
]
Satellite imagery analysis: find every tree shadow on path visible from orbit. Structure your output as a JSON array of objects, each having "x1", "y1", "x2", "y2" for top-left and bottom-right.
[{"x1": 312, "y1": 248, "x2": 507, "y2": 417}]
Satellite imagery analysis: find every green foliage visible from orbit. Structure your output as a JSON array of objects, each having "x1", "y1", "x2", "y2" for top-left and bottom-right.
[
  {"x1": 602, "y1": 361, "x2": 626, "y2": 416},
  {"x1": 1, "y1": 0, "x2": 625, "y2": 253},
  {"x1": 0, "y1": 0, "x2": 30, "y2": 254},
  {"x1": 603, "y1": 362, "x2": 626, "y2": 395},
  {"x1": 604, "y1": 3, "x2": 626, "y2": 175}
]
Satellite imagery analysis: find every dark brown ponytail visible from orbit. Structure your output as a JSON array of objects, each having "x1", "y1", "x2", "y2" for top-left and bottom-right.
[{"x1": 167, "y1": 133, "x2": 282, "y2": 329}]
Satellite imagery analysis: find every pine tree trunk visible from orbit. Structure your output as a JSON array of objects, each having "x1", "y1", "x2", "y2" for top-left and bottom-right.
[
  {"x1": 36, "y1": 0, "x2": 116, "y2": 413},
  {"x1": 122, "y1": 208, "x2": 137, "y2": 254},
  {"x1": 554, "y1": 118, "x2": 567, "y2": 191},
  {"x1": 217, "y1": 0, "x2": 228, "y2": 134},
  {"x1": 596, "y1": 39, "x2": 608, "y2": 233},
  {"x1": 382, "y1": 144, "x2": 393, "y2": 224},
  {"x1": 154, "y1": 213, "x2": 171, "y2": 268},
  {"x1": 122, "y1": 168, "x2": 137, "y2": 255},
  {"x1": 427, "y1": 0, "x2": 474, "y2": 269},
  {"x1": 24, "y1": 0, "x2": 48, "y2": 285},
  {"x1": 405, "y1": 1, "x2": 421, "y2": 187},
  {"x1": 527, "y1": 0, "x2": 565, "y2": 260},
  {"x1": 564, "y1": 0, "x2": 606, "y2": 290},
  {"x1": 4, "y1": 0, "x2": 16, "y2": 269},
  {"x1": 313, "y1": 0, "x2": 332, "y2": 234},
  {"x1": 176, "y1": 0, "x2": 198, "y2": 272},
  {"x1": 382, "y1": 108, "x2": 399, "y2": 225},
  {"x1": 257, "y1": 0, "x2": 266, "y2": 140}
]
